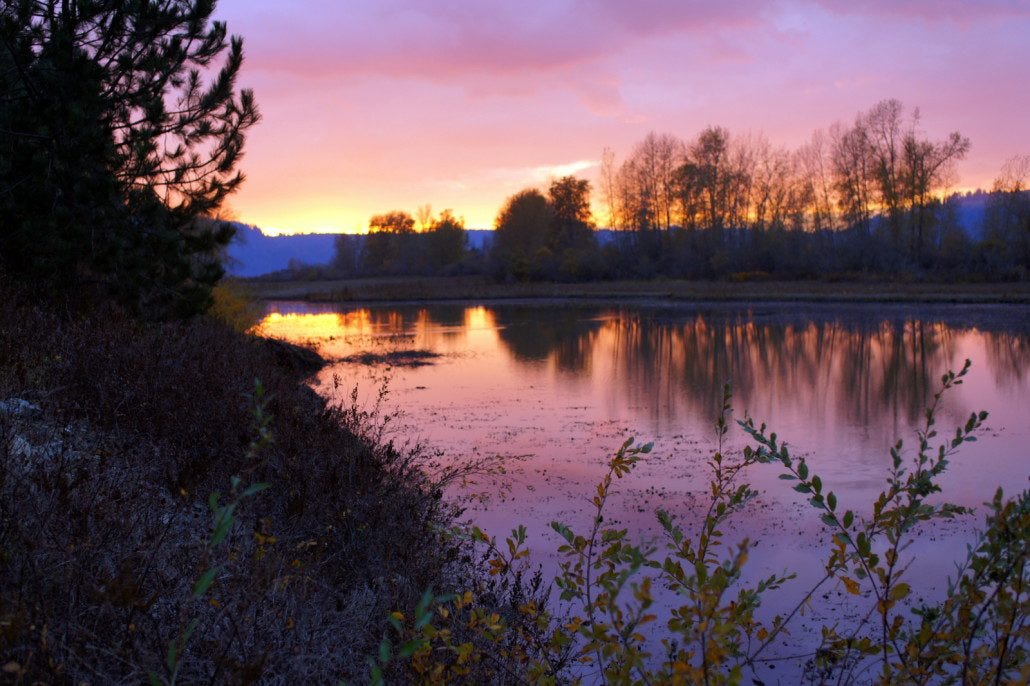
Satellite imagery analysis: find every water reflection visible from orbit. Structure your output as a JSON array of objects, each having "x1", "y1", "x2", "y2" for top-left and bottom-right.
[
  {"x1": 460, "y1": 306, "x2": 1023, "y2": 430},
  {"x1": 255, "y1": 302, "x2": 1029, "y2": 443}
]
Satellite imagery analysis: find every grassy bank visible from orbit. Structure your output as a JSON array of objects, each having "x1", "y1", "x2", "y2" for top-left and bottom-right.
[
  {"x1": 245, "y1": 274, "x2": 1030, "y2": 305},
  {"x1": 0, "y1": 289, "x2": 461, "y2": 682}
]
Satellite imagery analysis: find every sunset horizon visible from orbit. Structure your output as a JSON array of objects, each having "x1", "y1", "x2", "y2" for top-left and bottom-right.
[{"x1": 216, "y1": 0, "x2": 1030, "y2": 234}]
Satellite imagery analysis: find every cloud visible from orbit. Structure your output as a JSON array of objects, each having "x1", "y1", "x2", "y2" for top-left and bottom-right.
[
  {"x1": 431, "y1": 159, "x2": 599, "y2": 194},
  {"x1": 810, "y1": 0, "x2": 1030, "y2": 23},
  {"x1": 223, "y1": 0, "x2": 1030, "y2": 85},
  {"x1": 224, "y1": 0, "x2": 765, "y2": 80},
  {"x1": 531, "y1": 159, "x2": 599, "y2": 180}
]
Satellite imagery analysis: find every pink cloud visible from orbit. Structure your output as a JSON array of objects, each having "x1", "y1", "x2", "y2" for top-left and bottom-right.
[
  {"x1": 811, "y1": 0, "x2": 1029, "y2": 23},
  {"x1": 225, "y1": 0, "x2": 766, "y2": 79}
]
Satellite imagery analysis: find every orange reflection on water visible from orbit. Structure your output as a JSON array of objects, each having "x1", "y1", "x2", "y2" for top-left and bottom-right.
[
  {"x1": 250, "y1": 310, "x2": 372, "y2": 342},
  {"x1": 252, "y1": 305, "x2": 504, "y2": 361}
]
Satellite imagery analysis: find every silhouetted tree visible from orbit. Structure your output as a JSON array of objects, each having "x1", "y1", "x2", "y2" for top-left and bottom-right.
[
  {"x1": 490, "y1": 189, "x2": 553, "y2": 281},
  {"x1": 415, "y1": 203, "x2": 434, "y2": 232},
  {"x1": 363, "y1": 211, "x2": 415, "y2": 274},
  {"x1": 982, "y1": 155, "x2": 1030, "y2": 276},
  {"x1": 332, "y1": 233, "x2": 363, "y2": 276},
  {"x1": 425, "y1": 209, "x2": 467, "y2": 272},
  {"x1": 0, "y1": 0, "x2": 259, "y2": 317},
  {"x1": 548, "y1": 176, "x2": 599, "y2": 279},
  {"x1": 830, "y1": 100, "x2": 969, "y2": 267}
]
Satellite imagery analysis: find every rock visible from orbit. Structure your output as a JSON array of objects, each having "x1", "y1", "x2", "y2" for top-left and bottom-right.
[{"x1": 0, "y1": 398, "x2": 42, "y2": 419}]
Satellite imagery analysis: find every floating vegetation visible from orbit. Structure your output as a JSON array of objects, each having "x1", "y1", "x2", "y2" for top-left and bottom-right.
[{"x1": 340, "y1": 349, "x2": 443, "y2": 367}]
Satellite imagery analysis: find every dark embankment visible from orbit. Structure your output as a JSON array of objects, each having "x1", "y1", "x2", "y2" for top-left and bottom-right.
[{"x1": 0, "y1": 289, "x2": 456, "y2": 682}]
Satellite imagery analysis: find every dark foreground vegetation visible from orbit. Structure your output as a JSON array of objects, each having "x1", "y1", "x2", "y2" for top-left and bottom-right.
[{"x1": 0, "y1": 288, "x2": 467, "y2": 681}]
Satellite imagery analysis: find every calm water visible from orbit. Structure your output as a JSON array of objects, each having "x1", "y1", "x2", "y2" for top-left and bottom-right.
[{"x1": 255, "y1": 300, "x2": 1029, "y2": 676}]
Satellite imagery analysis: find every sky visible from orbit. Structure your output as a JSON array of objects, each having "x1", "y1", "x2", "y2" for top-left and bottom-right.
[{"x1": 214, "y1": 0, "x2": 1030, "y2": 234}]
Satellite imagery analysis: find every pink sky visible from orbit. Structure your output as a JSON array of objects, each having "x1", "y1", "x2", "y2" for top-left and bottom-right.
[{"x1": 215, "y1": 0, "x2": 1030, "y2": 234}]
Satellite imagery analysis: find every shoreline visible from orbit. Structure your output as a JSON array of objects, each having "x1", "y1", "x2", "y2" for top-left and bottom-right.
[{"x1": 243, "y1": 275, "x2": 1030, "y2": 306}]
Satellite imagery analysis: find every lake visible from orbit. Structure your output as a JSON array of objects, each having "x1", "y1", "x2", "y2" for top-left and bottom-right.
[{"x1": 254, "y1": 299, "x2": 1029, "y2": 678}]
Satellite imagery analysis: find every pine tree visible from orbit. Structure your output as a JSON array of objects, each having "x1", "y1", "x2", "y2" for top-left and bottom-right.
[{"x1": 0, "y1": 0, "x2": 259, "y2": 317}]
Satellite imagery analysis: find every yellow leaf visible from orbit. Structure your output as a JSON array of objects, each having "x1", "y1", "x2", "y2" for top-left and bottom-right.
[
  {"x1": 841, "y1": 576, "x2": 861, "y2": 595},
  {"x1": 890, "y1": 583, "x2": 911, "y2": 601}
]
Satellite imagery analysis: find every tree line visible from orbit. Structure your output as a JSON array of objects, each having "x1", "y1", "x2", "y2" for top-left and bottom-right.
[
  {"x1": 328, "y1": 100, "x2": 1028, "y2": 283},
  {"x1": 331, "y1": 207, "x2": 473, "y2": 277}
]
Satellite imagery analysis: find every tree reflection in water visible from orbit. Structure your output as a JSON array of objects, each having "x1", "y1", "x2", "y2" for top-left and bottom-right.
[
  {"x1": 255, "y1": 301, "x2": 1029, "y2": 457},
  {"x1": 485, "y1": 305, "x2": 1027, "y2": 430}
]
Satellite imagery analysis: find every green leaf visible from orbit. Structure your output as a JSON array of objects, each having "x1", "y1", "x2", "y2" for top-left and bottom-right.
[
  {"x1": 211, "y1": 503, "x2": 237, "y2": 546},
  {"x1": 192, "y1": 566, "x2": 219, "y2": 598},
  {"x1": 399, "y1": 638, "x2": 424, "y2": 658},
  {"x1": 778, "y1": 474, "x2": 797, "y2": 481},
  {"x1": 166, "y1": 638, "x2": 179, "y2": 672},
  {"x1": 242, "y1": 482, "x2": 270, "y2": 498},
  {"x1": 369, "y1": 659, "x2": 383, "y2": 686},
  {"x1": 182, "y1": 617, "x2": 199, "y2": 645}
]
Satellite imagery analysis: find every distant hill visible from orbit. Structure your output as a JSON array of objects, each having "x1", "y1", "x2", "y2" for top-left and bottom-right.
[
  {"x1": 943, "y1": 191, "x2": 991, "y2": 241},
  {"x1": 466, "y1": 229, "x2": 493, "y2": 251},
  {"x1": 225, "y1": 224, "x2": 337, "y2": 277}
]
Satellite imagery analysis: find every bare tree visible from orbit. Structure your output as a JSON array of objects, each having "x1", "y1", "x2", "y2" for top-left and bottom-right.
[
  {"x1": 798, "y1": 130, "x2": 837, "y2": 231},
  {"x1": 415, "y1": 204, "x2": 434, "y2": 232},
  {"x1": 599, "y1": 147, "x2": 620, "y2": 229},
  {"x1": 831, "y1": 119, "x2": 876, "y2": 233}
]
